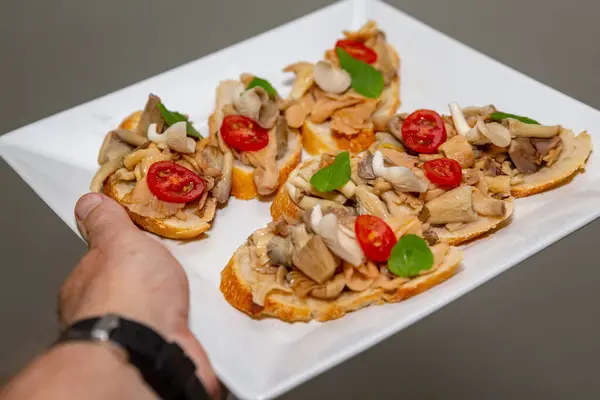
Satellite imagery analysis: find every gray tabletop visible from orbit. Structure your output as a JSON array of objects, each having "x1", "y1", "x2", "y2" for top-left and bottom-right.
[{"x1": 1, "y1": 0, "x2": 599, "y2": 398}]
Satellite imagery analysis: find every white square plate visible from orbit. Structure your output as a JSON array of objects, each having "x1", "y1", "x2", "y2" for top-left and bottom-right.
[{"x1": 1, "y1": 0, "x2": 599, "y2": 399}]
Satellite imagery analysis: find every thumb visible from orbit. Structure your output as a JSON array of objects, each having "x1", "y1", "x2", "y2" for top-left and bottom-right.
[{"x1": 75, "y1": 193, "x2": 137, "y2": 247}]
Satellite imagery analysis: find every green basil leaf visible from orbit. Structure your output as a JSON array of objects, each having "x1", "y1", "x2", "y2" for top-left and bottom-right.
[
  {"x1": 336, "y1": 47, "x2": 384, "y2": 99},
  {"x1": 488, "y1": 111, "x2": 539, "y2": 125},
  {"x1": 387, "y1": 234, "x2": 434, "y2": 278},
  {"x1": 157, "y1": 103, "x2": 202, "y2": 139},
  {"x1": 247, "y1": 76, "x2": 278, "y2": 98},
  {"x1": 310, "y1": 151, "x2": 351, "y2": 192}
]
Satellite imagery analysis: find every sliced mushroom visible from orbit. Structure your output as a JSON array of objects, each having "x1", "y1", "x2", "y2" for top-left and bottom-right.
[
  {"x1": 211, "y1": 151, "x2": 233, "y2": 204},
  {"x1": 381, "y1": 190, "x2": 418, "y2": 219},
  {"x1": 358, "y1": 152, "x2": 376, "y2": 180},
  {"x1": 371, "y1": 33, "x2": 397, "y2": 84},
  {"x1": 465, "y1": 120, "x2": 512, "y2": 148},
  {"x1": 472, "y1": 188, "x2": 506, "y2": 217},
  {"x1": 343, "y1": 263, "x2": 375, "y2": 292},
  {"x1": 90, "y1": 157, "x2": 123, "y2": 192},
  {"x1": 267, "y1": 235, "x2": 294, "y2": 267},
  {"x1": 113, "y1": 129, "x2": 149, "y2": 147},
  {"x1": 290, "y1": 176, "x2": 346, "y2": 203},
  {"x1": 508, "y1": 119, "x2": 560, "y2": 138},
  {"x1": 424, "y1": 186, "x2": 478, "y2": 225},
  {"x1": 310, "y1": 273, "x2": 346, "y2": 300},
  {"x1": 147, "y1": 122, "x2": 195, "y2": 154},
  {"x1": 372, "y1": 151, "x2": 428, "y2": 193},
  {"x1": 123, "y1": 147, "x2": 161, "y2": 170},
  {"x1": 355, "y1": 185, "x2": 391, "y2": 219},
  {"x1": 314, "y1": 60, "x2": 351, "y2": 94},
  {"x1": 462, "y1": 105, "x2": 497, "y2": 119},
  {"x1": 136, "y1": 94, "x2": 164, "y2": 137},
  {"x1": 97, "y1": 131, "x2": 134, "y2": 165},
  {"x1": 387, "y1": 113, "x2": 407, "y2": 140},
  {"x1": 292, "y1": 229, "x2": 340, "y2": 284},
  {"x1": 311, "y1": 205, "x2": 366, "y2": 267},
  {"x1": 275, "y1": 116, "x2": 289, "y2": 160},
  {"x1": 508, "y1": 138, "x2": 539, "y2": 173},
  {"x1": 338, "y1": 180, "x2": 357, "y2": 198},
  {"x1": 233, "y1": 86, "x2": 279, "y2": 129},
  {"x1": 448, "y1": 102, "x2": 472, "y2": 136},
  {"x1": 283, "y1": 62, "x2": 315, "y2": 100},
  {"x1": 423, "y1": 229, "x2": 439, "y2": 245}
]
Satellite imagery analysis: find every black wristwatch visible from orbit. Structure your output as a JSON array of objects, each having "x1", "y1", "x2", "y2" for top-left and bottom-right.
[{"x1": 57, "y1": 314, "x2": 210, "y2": 400}]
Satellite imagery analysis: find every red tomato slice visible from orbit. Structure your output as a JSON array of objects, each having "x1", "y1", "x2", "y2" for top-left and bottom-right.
[
  {"x1": 401, "y1": 109, "x2": 447, "y2": 154},
  {"x1": 220, "y1": 115, "x2": 269, "y2": 152},
  {"x1": 335, "y1": 39, "x2": 378, "y2": 64},
  {"x1": 147, "y1": 161, "x2": 205, "y2": 203},
  {"x1": 355, "y1": 215, "x2": 397, "y2": 262},
  {"x1": 423, "y1": 158, "x2": 462, "y2": 188}
]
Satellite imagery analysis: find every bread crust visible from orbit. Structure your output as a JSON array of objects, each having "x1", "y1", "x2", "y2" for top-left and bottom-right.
[{"x1": 220, "y1": 242, "x2": 463, "y2": 322}]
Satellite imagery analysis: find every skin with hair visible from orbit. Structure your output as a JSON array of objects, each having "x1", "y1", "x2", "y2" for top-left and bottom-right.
[{"x1": 1, "y1": 193, "x2": 220, "y2": 400}]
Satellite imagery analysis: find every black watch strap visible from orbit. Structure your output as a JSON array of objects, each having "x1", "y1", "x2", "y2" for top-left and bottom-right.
[{"x1": 57, "y1": 314, "x2": 209, "y2": 400}]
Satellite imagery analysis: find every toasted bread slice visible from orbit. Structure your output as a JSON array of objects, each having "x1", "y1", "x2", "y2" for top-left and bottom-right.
[
  {"x1": 103, "y1": 180, "x2": 211, "y2": 240},
  {"x1": 230, "y1": 129, "x2": 303, "y2": 200},
  {"x1": 102, "y1": 111, "x2": 213, "y2": 240},
  {"x1": 220, "y1": 240, "x2": 463, "y2": 322},
  {"x1": 301, "y1": 76, "x2": 400, "y2": 156},
  {"x1": 511, "y1": 130, "x2": 592, "y2": 197}
]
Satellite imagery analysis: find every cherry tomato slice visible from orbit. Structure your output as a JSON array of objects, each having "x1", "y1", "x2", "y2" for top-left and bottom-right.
[
  {"x1": 147, "y1": 161, "x2": 205, "y2": 203},
  {"x1": 423, "y1": 158, "x2": 462, "y2": 188},
  {"x1": 220, "y1": 115, "x2": 269, "y2": 152},
  {"x1": 355, "y1": 215, "x2": 397, "y2": 262},
  {"x1": 335, "y1": 39, "x2": 378, "y2": 64},
  {"x1": 401, "y1": 109, "x2": 447, "y2": 154}
]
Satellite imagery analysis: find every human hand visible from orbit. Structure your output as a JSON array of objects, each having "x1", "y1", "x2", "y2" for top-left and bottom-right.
[{"x1": 59, "y1": 192, "x2": 220, "y2": 398}]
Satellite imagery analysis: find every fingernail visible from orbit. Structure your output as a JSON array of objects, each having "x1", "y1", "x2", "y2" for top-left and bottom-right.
[
  {"x1": 76, "y1": 193, "x2": 105, "y2": 222},
  {"x1": 75, "y1": 194, "x2": 105, "y2": 241}
]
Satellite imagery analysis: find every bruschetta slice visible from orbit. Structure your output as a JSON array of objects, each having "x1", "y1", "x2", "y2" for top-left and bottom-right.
[
  {"x1": 396, "y1": 103, "x2": 593, "y2": 198},
  {"x1": 282, "y1": 20, "x2": 400, "y2": 156},
  {"x1": 221, "y1": 203, "x2": 463, "y2": 322},
  {"x1": 91, "y1": 94, "x2": 232, "y2": 239},
  {"x1": 208, "y1": 75, "x2": 302, "y2": 200},
  {"x1": 271, "y1": 132, "x2": 513, "y2": 246}
]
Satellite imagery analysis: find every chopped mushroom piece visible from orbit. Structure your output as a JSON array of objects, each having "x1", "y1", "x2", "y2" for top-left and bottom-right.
[
  {"x1": 313, "y1": 60, "x2": 351, "y2": 94},
  {"x1": 355, "y1": 185, "x2": 391, "y2": 219},
  {"x1": 508, "y1": 138, "x2": 539, "y2": 173},
  {"x1": 283, "y1": 62, "x2": 315, "y2": 100},
  {"x1": 113, "y1": 129, "x2": 149, "y2": 147},
  {"x1": 267, "y1": 235, "x2": 294, "y2": 267},
  {"x1": 292, "y1": 229, "x2": 340, "y2": 284},
  {"x1": 357, "y1": 152, "x2": 376, "y2": 180},
  {"x1": 310, "y1": 274, "x2": 346, "y2": 300},
  {"x1": 507, "y1": 119, "x2": 561, "y2": 138},
  {"x1": 90, "y1": 157, "x2": 124, "y2": 192},
  {"x1": 439, "y1": 135, "x2": 475, "y2": 168},
  {"x1": 424, "y1": 186, "x2": 478, "y2": 225},
  {"x1": 311, "y1": 206, "x2": 366, "y2": 267},
  {"x1": 472, "y1": 188, "x2": 506, "y2": 217},
  {"x1": 97, "y1": 131, "x2": 134, "y2": 165},
  {"x1": 234, "y1": 86, "x2": 279, "y2": 129},
  {"x1": 136, "y1": 94, "x2": 164, "y2": 137},
  {"x1": 147, "y1": 122, "x2": 196, "y2": 153},
  {"x1": 371, "y1": 151, "x2": 428, "y2": 193}
]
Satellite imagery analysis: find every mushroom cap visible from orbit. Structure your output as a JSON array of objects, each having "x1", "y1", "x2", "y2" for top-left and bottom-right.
[
  {"x1": 314, "y1": 60, "x2": 352, "y2": 94},
  {"x1": 98, "y1": 131, "x2": 134, "y2": 165}
]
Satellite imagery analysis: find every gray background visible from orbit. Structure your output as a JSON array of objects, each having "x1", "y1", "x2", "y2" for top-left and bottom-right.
[{"x1": 1, "y1": 0, "x2": 599, "y2": 398}]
